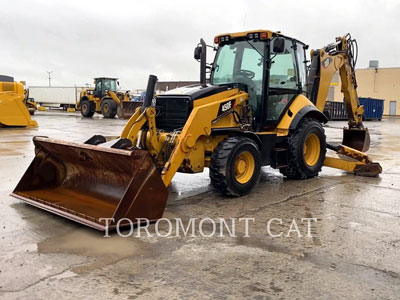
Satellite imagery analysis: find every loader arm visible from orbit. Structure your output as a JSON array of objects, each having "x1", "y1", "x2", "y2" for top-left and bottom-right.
[
  {"x1": 106, "y1": 91, "x2": 121, "y2": 105},
  {"x1": 120, "y1": 90, "x2": 247, "y2": 187}
]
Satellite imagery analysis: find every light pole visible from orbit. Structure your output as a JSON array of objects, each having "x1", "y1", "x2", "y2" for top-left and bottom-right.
[{"x1": 46, "y1": 71, "x2": 53, "y2": 87}]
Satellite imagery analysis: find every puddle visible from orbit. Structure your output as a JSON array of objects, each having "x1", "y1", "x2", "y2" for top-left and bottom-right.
[{"x1": 37, "y1": 229, "x2": 156, "y2": 274}]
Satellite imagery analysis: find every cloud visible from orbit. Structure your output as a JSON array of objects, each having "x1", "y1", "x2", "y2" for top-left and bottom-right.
[{"x1": 1, "y1": 0, "x2": 399, "y2": 89}]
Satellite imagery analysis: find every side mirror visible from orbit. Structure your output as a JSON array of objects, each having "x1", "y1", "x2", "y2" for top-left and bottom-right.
[
  {"x1": 273, "y1": 37, "x2": 285, "y2": 53},
  {"x1": 194, "y1": 46, "x2": 202, "y2": 60},
  {"x1": 117, "y1": 81, "x2": 120, "y2": 86}
]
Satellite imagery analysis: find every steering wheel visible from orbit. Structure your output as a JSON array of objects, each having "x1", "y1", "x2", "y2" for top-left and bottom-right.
[{"x1": 239, "y1": 69, "x2": 255, "y2": 79}]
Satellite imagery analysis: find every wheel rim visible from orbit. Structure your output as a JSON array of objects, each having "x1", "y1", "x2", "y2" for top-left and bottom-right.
[
  {"x1": 234, "y1": 151, "x2": 255, "y2": 184},
  {"x1": 82, "y1": 104, "x2": 88, "y2": 113},
  {"x1": 303, "y1": 133, "x2": 320, "y2": 166},
  {"x1": 103, "y1": 104, "x2": 109, "y2": 113}
]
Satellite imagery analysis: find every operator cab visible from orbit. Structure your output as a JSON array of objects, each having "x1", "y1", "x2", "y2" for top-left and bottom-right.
[
  {"x1": 93, "y1": 77, "x2": 118, "y2": 98},
  {"x1": 210, "y1": 30, "x2": 308, "y2": 130}
]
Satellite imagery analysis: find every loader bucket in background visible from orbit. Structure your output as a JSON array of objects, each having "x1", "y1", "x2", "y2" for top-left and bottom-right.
[
  {"x1": 11, "y1": 137, "x2": 168, "y2": 231},
  {"x1": 342, "y1": 127, "x2": 370, "y2": 152},
  {"x1": 117, "y1": 101, "x2": 144, "y2": 119},
  {"x1": 0, "y1": 92, "x2": 38, "y2": 127}
]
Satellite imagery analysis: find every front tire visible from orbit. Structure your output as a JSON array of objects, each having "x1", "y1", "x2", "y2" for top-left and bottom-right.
[
  {"x1": 80, "y1": 99, "x2": 95, "y2": 117},
  {"x1": 279, "y1": 118, "x2": 326, "y2": 179},
  {"x1": 101, "y1": 99, "x2": 117, "y2": 118},
  {"x1": 210, "y1": 137, "x2": 261, "y2": 196}
]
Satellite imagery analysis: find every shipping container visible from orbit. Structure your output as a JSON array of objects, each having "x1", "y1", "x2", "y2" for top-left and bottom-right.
[
  {"x1": 28, "y1": 86, "x2": 86, "y2": 108},
  {"x1": 324, "y1": 98, "x2": 384, "y2": 121},
  {"x1": 359, "y1": 97, "x2": 384, "y2": 121}
]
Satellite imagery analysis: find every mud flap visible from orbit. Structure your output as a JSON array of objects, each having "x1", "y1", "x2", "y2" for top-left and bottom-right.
[
  {"x1": 117, "y1": 101, "x2": 143, "y2": 119},
  {"x1": 11, "y1": 137, "x2": 168, "y2": 231},
  {"x1": 342, "y1": 127, "x2": 370, "y2": 152}
]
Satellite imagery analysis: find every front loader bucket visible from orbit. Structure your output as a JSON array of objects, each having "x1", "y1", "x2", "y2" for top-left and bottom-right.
[
  {"x1": 117, "y1": 101, "x2": 144, "y2": 119},
  {"x1": 0, "y1": 92, "x2": 38, "y2": 127},
  {"x1": 342, "y1": 127, "x2": 370, "y2": 152},
  {"x1": 11, "y1": 137, "x2": 168, "y2": 231}
]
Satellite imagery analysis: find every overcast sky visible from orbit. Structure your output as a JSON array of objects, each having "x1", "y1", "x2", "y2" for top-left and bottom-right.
[{"x1": 1, "y1": 0, "x2": 399, "y2": 90}]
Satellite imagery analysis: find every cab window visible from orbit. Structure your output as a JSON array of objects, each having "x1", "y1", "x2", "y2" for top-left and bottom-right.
[
  {"x1": 96, "y1": 81, "x2": 102, "y2": 90},
  {"x1": 240, "y1": 48, "x2": 263, "y2": 81},
  {"x1": 211, "y1": 40, "x2": 264, "y2": 110},
  {"x1": 296, "y1": 43, "x2": 307, "y2": 92},
  {"x1": 269, "y1": 39, "x2": 298, "y2": 90}
]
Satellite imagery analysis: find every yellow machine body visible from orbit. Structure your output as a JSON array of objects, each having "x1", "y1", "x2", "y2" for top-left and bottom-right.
[
  {"x1": 77, "y1": 77, "x2": 135, "y2": 119},
  {"x1": 0, "y1": 81, "x2": 38, "y2": 127},
  {"x1": 12, "y1": 30, "x2": 381, "y2": 230}
]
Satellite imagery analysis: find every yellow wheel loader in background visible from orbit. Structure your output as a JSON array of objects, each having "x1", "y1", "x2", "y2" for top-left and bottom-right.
[
  {"x1": 78, "y1": 77, "x2": 140, "y2": 119},
  {"x1": 23, "y1": 88, "x2": 38, "y2": 116},
  {"x1": 12, "y1": 30, "x2": 381, "y2": 230},
  {"x1": 0, "y1": 76, "x2": 38, "y2": 127}
]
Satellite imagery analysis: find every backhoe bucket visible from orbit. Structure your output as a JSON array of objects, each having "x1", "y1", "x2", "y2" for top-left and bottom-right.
[
  {"x1": 117, "y1": 101, "x2": 143, "y2": 119},
  {"x1": 0, "y1": 92, "x2": 38, "y2": 127},
  {"x1": 342, "y1": 127, "x2": 370, "y2": 152},
  {"x1": 11, "y1": 137, "x2": 168, "y2": 231}
]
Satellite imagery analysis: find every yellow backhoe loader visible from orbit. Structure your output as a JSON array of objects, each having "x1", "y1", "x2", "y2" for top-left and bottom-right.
[
  {"x1": 0, "y1": 76, "x2": 38, "y2": 127},
  {"x1": 77, "y1": 77, "x2": 138, "y2": 119},
  {"x1": 12, "y1": 30, "x2": 381, "y2": 230}
]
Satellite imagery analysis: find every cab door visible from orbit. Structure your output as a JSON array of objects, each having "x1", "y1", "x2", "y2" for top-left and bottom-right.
[
  {"x1": 263, "y1": 38, "x2": 303, "y2": 128},
  {"x1": 93, "y1": 80, "x2": 103, "y2": 98}
]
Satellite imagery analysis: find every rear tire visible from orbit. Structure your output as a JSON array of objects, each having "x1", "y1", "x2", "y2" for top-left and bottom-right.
[
  {"x1": 279, "y1": 118, "x2": 326, "y2": 179},
  {"x1": 80, "y1": 99, "x2": 95, "y2": 117},
  {"x1": 101, "y1": 99, "x2": 117, "y2": 118},
  {"x1": 209, "y1": 136, "x2": 261, "y2": 196}
]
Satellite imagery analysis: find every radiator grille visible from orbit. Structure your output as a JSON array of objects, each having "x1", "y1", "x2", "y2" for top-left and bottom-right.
[{"x1": 155, "y1": 96, "x2": 192, "y2": 131}]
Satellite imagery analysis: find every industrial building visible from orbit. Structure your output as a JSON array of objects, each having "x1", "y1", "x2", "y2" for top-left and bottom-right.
[
  {"x1": 331, "y1": 62, "x2": 400, "y2": 116},
  {"x1": 156, "y1": 81, "x2": 199, "y2": 92}
]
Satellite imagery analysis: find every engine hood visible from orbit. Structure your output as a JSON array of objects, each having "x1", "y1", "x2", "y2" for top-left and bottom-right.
[{"x1": 162, "y1": 84, "x2": 229, "y2": 101}]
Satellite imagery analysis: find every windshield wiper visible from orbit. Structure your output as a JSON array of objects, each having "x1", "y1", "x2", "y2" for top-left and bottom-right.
[{"x1": 245, "y1": 40, "x2": 264, "y2": 58}]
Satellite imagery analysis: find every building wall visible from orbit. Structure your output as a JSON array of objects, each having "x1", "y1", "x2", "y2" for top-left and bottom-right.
[
  {"x1": 156, "y1": 81, "x2": 199, "y2": 92},
  {"x1": 333, "y1": 68, "x2": 400, "y2": 115}
]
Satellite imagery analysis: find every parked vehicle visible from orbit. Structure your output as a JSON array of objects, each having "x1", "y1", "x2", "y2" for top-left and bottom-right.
[{"x1": 29, "y1": 86, "x2": 84, "y2": 109}]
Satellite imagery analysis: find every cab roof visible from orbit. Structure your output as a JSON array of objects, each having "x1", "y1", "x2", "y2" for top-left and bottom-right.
[
  {"x1": 215, "y1": 29, "x2": 305, "y2": 45},
  {"x1": 216, "y1": 29, "x2": 276, "y2": 39},
  {"x1": 94, "y1": 77, "x2": 118, "y2": 80}
]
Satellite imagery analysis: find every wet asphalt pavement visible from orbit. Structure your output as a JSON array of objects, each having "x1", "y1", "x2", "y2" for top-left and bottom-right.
[{"x1": 0, "y1": 111, "x2": 399, "y2": 299}]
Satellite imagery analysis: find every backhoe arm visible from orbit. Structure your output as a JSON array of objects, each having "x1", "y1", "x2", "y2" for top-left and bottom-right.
[
  {"x1": 308, "y1": 34, "x2": 381, "y2": 176},
  {"x1": 309, "y1": 34, "x2": 364, "y2": 128}
]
